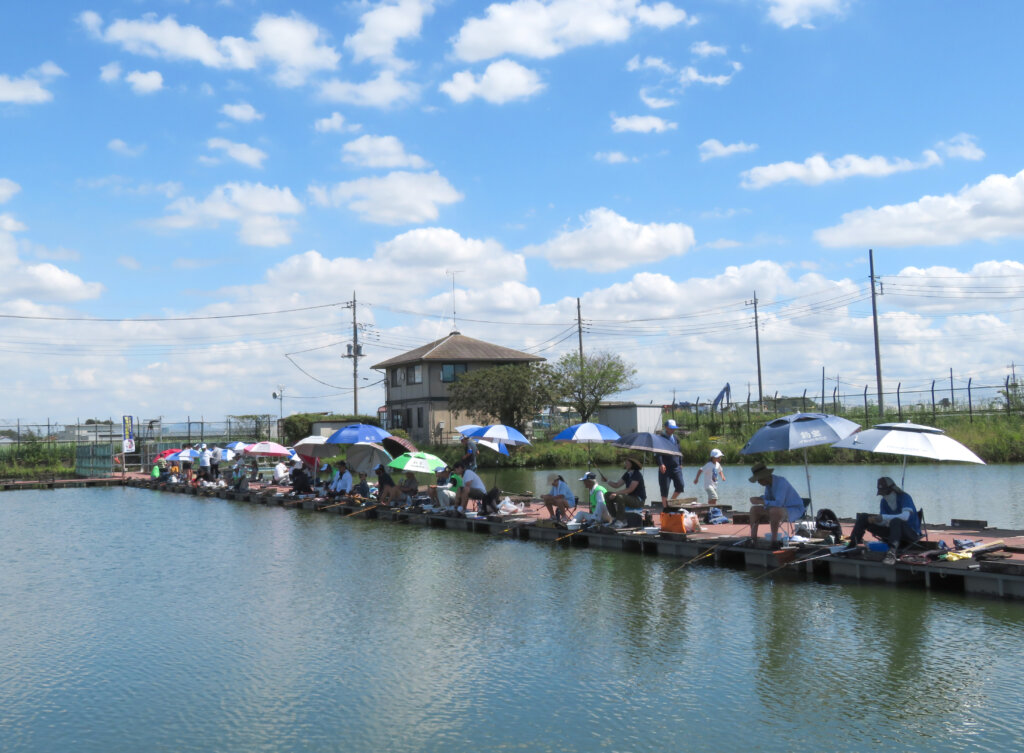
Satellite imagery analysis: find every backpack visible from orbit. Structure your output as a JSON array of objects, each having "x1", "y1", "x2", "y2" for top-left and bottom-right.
[{"x1": 815, "y1": 508, "x2": 843, "y2": 540}]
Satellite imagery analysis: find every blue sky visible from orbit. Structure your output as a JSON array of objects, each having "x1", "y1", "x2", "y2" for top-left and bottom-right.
[{"x1": 2, "y1": 0, "x2": 1023, "y2": 423}]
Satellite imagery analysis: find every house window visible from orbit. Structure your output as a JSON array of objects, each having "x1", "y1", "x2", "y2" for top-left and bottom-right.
[
  {"x1": 416, "y1": 407, "x2": 424, "y2": 428},
  {"x1": 406, "y1": 364, "x2": 422, "y2": 384},
  {"x1": 391, "y1": 368, "x2": 403, "y2": 387},
  {"x1": 441, "y1": 363, "x2": 467, "y2": 383}
]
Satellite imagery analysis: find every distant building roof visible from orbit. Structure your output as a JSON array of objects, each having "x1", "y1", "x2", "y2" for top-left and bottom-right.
[{"x1": 371, "y1": 331, "x2": 544, "y2": 369}]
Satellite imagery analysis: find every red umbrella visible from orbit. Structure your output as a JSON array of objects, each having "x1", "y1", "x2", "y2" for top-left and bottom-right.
[{"x1": 154, "y1": 448, "x2": 181, "y2": 461}]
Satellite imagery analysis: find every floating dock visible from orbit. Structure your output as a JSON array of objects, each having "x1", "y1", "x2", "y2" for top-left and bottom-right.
[{"x1": 12, "y1": 474, "x2": 1024, "y2": 602}]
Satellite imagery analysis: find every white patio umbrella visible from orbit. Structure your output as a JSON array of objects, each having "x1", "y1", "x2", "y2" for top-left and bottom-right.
[
  {"x1": 832, "y1": 421, "x2": 985, "y2": 486},
  {"x1": 292, "y1": 435, "x2": 338, "y2": 459},
  {"x1": 346, "y1": 442, "x2": 393, "y2": 474}
]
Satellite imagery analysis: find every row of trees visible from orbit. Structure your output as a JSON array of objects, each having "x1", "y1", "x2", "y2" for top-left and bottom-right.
[{"x1": 447, "y1": 352, "x2": 637, "y2": 432}]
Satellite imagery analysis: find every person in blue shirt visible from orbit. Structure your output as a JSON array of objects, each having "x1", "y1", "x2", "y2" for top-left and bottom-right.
[
  {"x1": 541, "y1": 473, "x2": 576, "y2": 522},
  {"x1": 657, "y1": 419, "x2": 685, "y2": 507},
  {"x1": 846, "y1": 477, "x2": 922, "y2": 564},
  {"x1": 748, "y1": 462, "x2": 805, "y2": 547}
]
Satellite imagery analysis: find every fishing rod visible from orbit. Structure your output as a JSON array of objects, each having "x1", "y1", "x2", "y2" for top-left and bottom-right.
[
  {"x1": 344, "y1": 504, "x2": 379, "y2": 517},
  {"x1": 666, "y1": 540, "x2": 734, "y2": 574},
  {"x1": 752, "y1": 547, "x2": 840, "y2": 581}
]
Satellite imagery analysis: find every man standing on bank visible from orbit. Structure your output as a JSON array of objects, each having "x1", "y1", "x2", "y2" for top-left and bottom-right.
[{"x1": 657, "y1": 419, "x2": 685, "y2": 508}]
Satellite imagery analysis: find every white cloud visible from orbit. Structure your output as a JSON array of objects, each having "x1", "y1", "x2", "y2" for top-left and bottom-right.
[
  {"x1": 345, "y1": 0, "x2": 435, "y2": 69},
  {"x1": 342, "y1": 135, "x2": 428, "y2": 169},
  {"x1": 108, "y1": 138, "x2": 146, "y2": 157},
  {"x1": 521, "y1": 207, "x2": 695, "y2": 271},
  {"x1": 612, "y1": 114, "x2": 676, "y2": 133},
  {"x1": 679, "y1": 64, "x2": 737, "y2": 87},
  {"x1": 742, "y1": 149, "x2": 941, "y2": 189},
  {"x1": 0, "y1": 214, "x2": 26, "y2": 232},
  {"x1": 117, "y1": 255, "x2": 141, "y2": 270},
  {"x1": 766, "y1": 0, "x2": 846, "y2": 29},
  {"x1": 157, "y1": 182, "x2": 303, "y2": 246},
  {"x1": 309, "y1": 171, "x2": 463, "y2": 225},
  {"x1": 0, "y1": 219, "x2": 103, "y2": 302},
  {"x1": 99, "y1": 61, "x2": 122, "y2": 82},
  {"x1": 125, "y1": 69, "x2": 163, "y2": 94},
  {"x1": 699, "y1": 138, "x2": 758, "y2": 161},
  {"x1": 937, "y1": 133, "x2": 984, "y2": 161},
  {"x1": 594, "y1": 151, "x2": 633, "y2": 164},
  {"x1": 81, "y1": 12, "x2": 339, "y2": 87},
  {"x1": 691, "y1": 41, "x2": 726, "y2": 56},
  {"x1": 206, "y1": 138, "x2": 268, "y2": 169},
  {"x1": 704, "y1": 238, "x2": 742, "y2": 249},
  {"x1": 314, "y1": 112, "x2": 360, "y2": 133},
  {"x1": 0, "y1": 179, "x2": 21, "y2": 204},
  {"x1": 319, "y1": 70, "x2": 418, "y2": 108},
  {"x1": 452, "y1": 0, "x2": 690, "y2": 63},
  {"x1": 440, "y1": 60, "x2": 545, "y2": 104},
  {"x1": 0, "y1": 62, "x2": 65, "y2": 104},
  {"x1": 639, "y1": 88, "x2": 674, "y2": 109},
  {"x1": 627, "y1": 55, "x2": 673, "y2": 73},
  {"x1": 815, "y1": 168, "x2": 1024, "y2": 248},
  {"x1": 220, "y1": 102, "x2": 264, "y2": 123}
]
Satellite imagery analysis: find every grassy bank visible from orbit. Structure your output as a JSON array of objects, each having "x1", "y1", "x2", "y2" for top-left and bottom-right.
[{"x1": 0, "y1": 443, "x2": 76, "y2": 480}]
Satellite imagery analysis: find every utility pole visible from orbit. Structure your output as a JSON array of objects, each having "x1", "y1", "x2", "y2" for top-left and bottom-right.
[
  {"x1": 341, "y1": 293, "x2": 361, "y2": 416},
  {"x1": 576, "y1": 297, "x2": 585, "y2": 371},
  {"x1": 821, "y1": 367, "x2": 826, "y2": 414},
  {"x1": 869, "y1": 249, "x2": 885, "y2": 419},
  {"x1": 746, "y1": 291, "x2": 764, "y2": 411}
]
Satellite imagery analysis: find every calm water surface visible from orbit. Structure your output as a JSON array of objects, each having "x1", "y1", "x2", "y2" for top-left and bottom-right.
[{"x1": 1, "y1": 484, "x2": 1023, "y2": 753}]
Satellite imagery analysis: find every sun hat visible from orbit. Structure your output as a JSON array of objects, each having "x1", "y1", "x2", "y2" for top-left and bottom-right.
[
  {"x1": 579, "y1": 471, "x2": 597, "y2": 482},
  {"x1": 748, "y1": 462, "x2": 774, "y2": 483},
  {"x1": 664, "y1": 419, "x2": 678, "y2": 429},
  {"x1": 625, "y1": 456, "x2": 643, "y2": 470},
  {"x1": 710, "y1": 448, "x2": 724, "y2": 458},
  {"x1": 547, "y1": 472, "x2": 560, "y2": 485}
]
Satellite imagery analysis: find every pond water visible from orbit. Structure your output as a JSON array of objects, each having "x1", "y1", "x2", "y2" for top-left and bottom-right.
[
  {"x1": 488, "y1": 462, "x2": 1023, "y2": 529},
  {"x1": 1, "y1": 484, "x2": 1023, "y2": 753}
]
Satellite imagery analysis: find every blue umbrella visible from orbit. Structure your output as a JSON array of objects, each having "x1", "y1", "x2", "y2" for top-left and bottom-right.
[
  {"x1": 463, "y1": 424, "x2": 531, "y2": 446},
  {"x1": 225, "y1": 441, "x2": 250, "y2": 451},
  {"x1": 553, "y1": 422, "x2": 620, "y2": 443},
  {"x1": 325, "y1": 423, "x2": 392, "y2": 445},
  {"x1": 740, "y1": 412, "x2": 861, "y2": 510}
]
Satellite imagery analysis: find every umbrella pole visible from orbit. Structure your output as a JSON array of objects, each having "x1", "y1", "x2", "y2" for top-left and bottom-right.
[
  {"x1": 901, "y1": 455, "x2": 907, "y2": 488},
  {"x1": 803, "y1": 449, "x2": 813, "y2": 517}
]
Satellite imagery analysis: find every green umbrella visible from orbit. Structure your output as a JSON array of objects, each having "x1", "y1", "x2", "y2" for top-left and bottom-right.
[{"x1": 387, "y1": 451, "x2": 447, "y2": 475}]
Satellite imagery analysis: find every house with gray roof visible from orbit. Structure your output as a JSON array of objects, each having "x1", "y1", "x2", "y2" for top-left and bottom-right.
[{"x1": 371, "y1": 331, "x2": 544, "y2": 444}]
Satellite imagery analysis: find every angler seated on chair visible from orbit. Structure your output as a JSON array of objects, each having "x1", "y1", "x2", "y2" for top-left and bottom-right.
[
  {"x1": 845, "y1": 477, "x2": 922, "y2": 564},
  {"x1": 290, "y1": 464, "x2": 314, "y2": 495},
  {"x1": 748, "y1": 462, "x2": 805, "y2": 547}
]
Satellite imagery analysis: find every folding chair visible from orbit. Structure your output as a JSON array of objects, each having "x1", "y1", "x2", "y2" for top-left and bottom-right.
[{"x1": 784, "y1": 498, "x2": 814, "y2": 538}]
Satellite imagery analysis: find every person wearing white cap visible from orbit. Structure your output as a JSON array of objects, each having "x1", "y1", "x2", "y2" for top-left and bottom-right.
[
  {"x1": 198, "y1": 443, "x2": 212, "y2": 481},
  {"x1": 694, "y1": 448, "x2": 726, "y2": 504},
  {"x1": 576, "y1": 471, "x2": 614, "y2": 525},
  {"x1": 657, "y1": 418, "x2": 685, "y2": 507}
]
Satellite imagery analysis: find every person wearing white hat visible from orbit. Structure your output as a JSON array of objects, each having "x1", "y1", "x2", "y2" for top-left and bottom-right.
[
  {"x1": 657, "y1": 418, "x2": 685, "y2": 506},
  {"x1": 576, "y1": 471, "x2": 613, "y2": 525},
  {"x1": 694, "y1": 448, "x2": 726, "y2": 504}
]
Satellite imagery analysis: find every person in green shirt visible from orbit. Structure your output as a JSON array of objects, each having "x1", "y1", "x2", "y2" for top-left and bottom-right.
[{"x1": 578, "y1": 472, "x2": 613, "y2": 525}]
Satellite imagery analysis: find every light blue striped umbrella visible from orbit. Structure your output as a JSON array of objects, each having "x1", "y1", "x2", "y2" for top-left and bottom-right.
[
  {"x1": 463, "y1": 424, "x2": 531, "y2": 446},
  {"x1": 553, "y1": 422, "x2": 620, "y2": 443}
]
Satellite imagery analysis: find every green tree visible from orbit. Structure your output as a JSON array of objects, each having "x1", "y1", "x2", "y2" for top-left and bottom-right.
[
  {"x1": 553, "y1": 351, "x2": 638, "y2": 423},
  {"x1": 448, "y1": 363, "x2": 558, "y2": 432}
]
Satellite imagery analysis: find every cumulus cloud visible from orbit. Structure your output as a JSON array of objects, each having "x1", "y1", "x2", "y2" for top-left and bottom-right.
[
  {"x1": 440, "y1": 59, "x2": 545, "y2": 104},
  {"x1": 0, "y1": 179, "x2": 21, "y2": 204},
  {"x1": 345, "y1": 0, "x2": 435, "y2": 69},
  {"x1": 314, "y1": 112, "x2": 360, "y2": 133},
  {"x1": 815, "y1": 168, "x2": 1024, "y2": 248},
  {"x1": 342, "y1": 135, "x2": 428, "y2": 169},
  {"x1": 612, "y1": 114, "x2": 676, "y2": 133},
  {"x1": 521, "y1": 207, "x2": 695, "y2": 271},
  {"x1": 0, "y1": 61, "x2": 65, "y2": 104},
  {"x1": 699, "y1": 138, "x2": 757, "y2": 161},
  {"x1": 937, "y1": 133, "x2": 984, "y2": 161},
  {"x1": 594, "y1": 151, "x2": 633, "y2": 164},
  {"x1": 309, "y1": 171, "x2": 463, "y2": 225},
  {"x1": 679, "y1": 63, "x2": 739, "y2": 87},
  {"x1": 125, "y1": 69, "x2": 163, "y2": 94},
  {"x1": 639, "y1": 88, "x2": 674, "y2": 109},
  {"x1": 742, "y1": 149, "x2": 941, "y2": 189},
  {"x1": 0, "y1": 219, "x2": 103, "y2": 302},
  {"x1": 108, "y1": 138, "x2": 146, "y2": 157},
  {"x1": 220, "y1": 102, "x2": 264, "y2": 122},
  {"x1": 766, "y1": 0, "x2": 846, "y2": 29},
  {"x1": 206, "y1": 138, "x2": 268, "y2": 168},
  {"x1": 452, "y1": 0, "x2": 691, "y2": 62},
  {"x1": 627, "y1": 55, "x2": 673, "y2": 73},
  {"x1": 156, "y1": 182, "x2": 303, "y2": 246},
  {"x1": 691, "y1": 41, "x2": 726, "y2": 56},
  {"x1": 79, "y1": 11, "x2": 339, "y2": 87},
  {"x1": 99, "y1": 61, "x2": 122, "y2": 82},
  {"x1": 319, "y1": 70, "x2": 418, "y2": 108}
]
